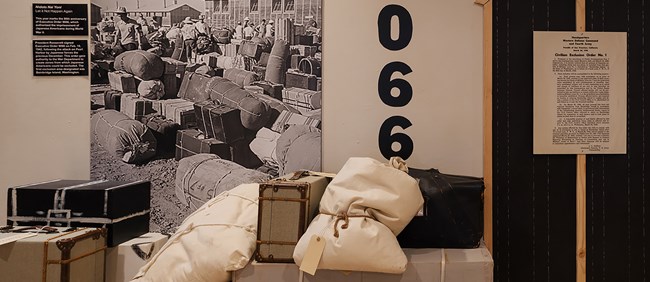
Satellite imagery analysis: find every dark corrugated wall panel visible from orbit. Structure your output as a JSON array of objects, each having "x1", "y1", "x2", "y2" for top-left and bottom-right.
[
  {"x1": 586, "y1": 0, "x2": 650, "y2": 281},
  {"x1": 493, "y1": 0, "x2": 576, "y2": 281}
]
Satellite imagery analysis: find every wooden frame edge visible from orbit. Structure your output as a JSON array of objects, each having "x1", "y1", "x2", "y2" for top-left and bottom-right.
[
  {"x1": 576, "y1": 1, "x2": 586, "y2": 282},
  {"x1": 476, "y1": 0, "x2": 493, "y2": 254}
]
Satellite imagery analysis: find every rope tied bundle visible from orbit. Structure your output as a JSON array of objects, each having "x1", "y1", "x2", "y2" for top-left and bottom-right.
[{"x1": 320, "y1": 212, "x2": 376, "y2": 238}]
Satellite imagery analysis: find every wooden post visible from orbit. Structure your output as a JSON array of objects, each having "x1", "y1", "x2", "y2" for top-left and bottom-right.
[
  {"x1": 575, "y1": 1, "x2": 587, "y2": 282},
  {"x1": 474, "y1": 0, "x2": 493, "y2": 253}
]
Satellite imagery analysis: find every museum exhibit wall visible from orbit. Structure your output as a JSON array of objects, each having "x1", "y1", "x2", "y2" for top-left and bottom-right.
[
  {"x1": 492, "y1": 0, "x2": 650, "y2": 281},
  {"x1": 0, "y1": 0, "x2": 90, "y2": 225},
  {"x1": 5, "y1": 0, "x2": 650, "y2": 281}
]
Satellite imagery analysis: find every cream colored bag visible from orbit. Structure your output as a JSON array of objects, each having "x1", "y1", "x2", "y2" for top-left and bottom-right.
[
  {"x1": 132, "y1": 183, "x2": 259, "y2": 282},
  {"x1": 293, "y1": 157, "x2": 423, "y2": 274}
]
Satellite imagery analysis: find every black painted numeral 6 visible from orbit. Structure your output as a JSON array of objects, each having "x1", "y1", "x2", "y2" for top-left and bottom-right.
[
  {"x1": 379, "y1": 116, "x2": 414, "y2": 160},
  {"x1": 378, "y1": 61, "x2": 413, "y2": 107},
  {"x1": 377, "y1": 4, "x2": 414, "y2": 160},
  {"x1": 378, "y1": 4, "x2": 413, "y2": 51}
]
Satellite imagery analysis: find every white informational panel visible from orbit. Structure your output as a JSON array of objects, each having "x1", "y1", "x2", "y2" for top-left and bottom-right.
[
  {"x1": 322, "y1": 1, "x2": 483, "y2": 176},
  {"x1": 0, "y1": 0, "x2": 90, "y2": 224},
  {"x1": 533, "y1": 32, "x2": 627, "y2": 154}
]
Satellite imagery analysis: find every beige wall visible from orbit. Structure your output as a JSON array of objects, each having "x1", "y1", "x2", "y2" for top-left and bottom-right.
[
  {"x1": 322, "y1": 1, "x2": 484, "y2": 176},
  {"x1": 0, "y1": 1, "x2": 90, "y2": 224}
]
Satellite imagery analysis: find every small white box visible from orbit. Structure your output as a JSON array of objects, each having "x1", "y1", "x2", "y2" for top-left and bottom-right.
[{"x1": 105, "y1": 233, "x2": 169, "y2": 282}]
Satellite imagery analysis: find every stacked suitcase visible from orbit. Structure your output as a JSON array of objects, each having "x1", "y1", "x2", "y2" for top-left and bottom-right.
[{"x1": 255, "y1": 172, "x2": 332, "y2": 263}]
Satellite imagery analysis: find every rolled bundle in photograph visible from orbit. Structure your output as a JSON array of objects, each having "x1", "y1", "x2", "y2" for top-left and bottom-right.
[
  {"x1": 224, "y1": 68, "x2": 259, "y2": 87},
  {"x1": 207, "y1": 77, "x2": 271, "y2": 131},
  {"x1": 265, "y1": 39, "x2": 290, "y2": 85},
  {"x1": 114, "y1": 50, "x2": 165, "y2": 80},
  {"x1": 137, "y1": 80, "x2": 165, "y2": 100},
  {"x1": 175, "y1": 154, "x2": 270, "y2": 210},
  {"x1": 91, "y1": 110, "x2": 157, "y2": 164},
  {"x1": 275, "y1": 124, "x2": 321, "y2": 175}
]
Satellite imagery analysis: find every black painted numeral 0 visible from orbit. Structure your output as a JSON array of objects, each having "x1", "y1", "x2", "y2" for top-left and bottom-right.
[
  {"x1": 377, "y1": 4, "x2": 414, "y2": 160},
  {"x1": 378, "y1": 4, "x2": 413, "y2": 51},
  {"x1": 378, "y1": 61, "x2": 413, "y2": 107},
  {"x1": 379, "y1": 116, "x2": 414, "y2": 160}
]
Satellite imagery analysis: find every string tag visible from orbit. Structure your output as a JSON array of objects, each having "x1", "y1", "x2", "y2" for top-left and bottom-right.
[{"x1": 299, "y1": 235, "x2": 326, "y2": 275}]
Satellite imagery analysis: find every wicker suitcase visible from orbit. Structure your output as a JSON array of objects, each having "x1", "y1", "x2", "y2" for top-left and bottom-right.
[
  {"x1": 255, "y1": 171, "x2": 331, "y2": 263},
  {"x1": 0, "y1": 227, "x2": 106, "y2": 282}
]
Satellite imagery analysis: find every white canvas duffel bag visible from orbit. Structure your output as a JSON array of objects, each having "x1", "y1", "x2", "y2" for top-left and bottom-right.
[{"x1": 293, "y1": 157, "x2": 424, "y2": 274}]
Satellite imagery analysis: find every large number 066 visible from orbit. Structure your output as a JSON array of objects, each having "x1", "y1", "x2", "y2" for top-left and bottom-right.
[{"x1": 377, "y1": 4, "x2": 414, "y2": 160}]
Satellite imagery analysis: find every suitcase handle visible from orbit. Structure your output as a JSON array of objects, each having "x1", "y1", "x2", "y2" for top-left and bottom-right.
[
  {"x1": 131, "y1": 242, "x2": 155, "y2": 260},
  {"x1": 46, "y1": 209, "x2": 72, "y2": 227},
  {"x1": 298, "y1": 58, "x2": 316, "y2": 75}
]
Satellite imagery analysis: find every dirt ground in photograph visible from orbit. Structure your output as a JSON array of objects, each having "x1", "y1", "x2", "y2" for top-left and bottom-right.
[{"x1": 90, "y1": 87, "x2": 191, "y2": 234}]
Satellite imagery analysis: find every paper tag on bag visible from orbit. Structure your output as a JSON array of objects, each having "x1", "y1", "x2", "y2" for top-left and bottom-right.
[{"x1": 299, "y1": 235, "x2": 326, "y2": 275}]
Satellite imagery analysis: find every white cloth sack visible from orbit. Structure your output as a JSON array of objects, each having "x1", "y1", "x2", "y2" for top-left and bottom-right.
[
  {"x1": 138, "y1": 80, "x2": 165, "y2": 100},
  {"x1": 249, "y1": 127, "x2": 281, "y2": 166},
  {"x1": 132, "y1": 184, "x2": 259, "y2": 282},
  {"x1": 293, "y1": 157, "x2": 423, "y2": 274}
]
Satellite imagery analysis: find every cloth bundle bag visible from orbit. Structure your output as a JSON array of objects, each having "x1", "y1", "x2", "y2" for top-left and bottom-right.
[
  {"x1": 207, "y1": 77, "x2": 271, "y2": 131},
  {"x1": 293, "y1": 157, "x2": 424, "y2": 274},
  {"x1": 91, "y1": 110, "x2": 157, "y2": 164},
  {"x1": 114, "y1": 50, "x2": 164, "y2": 80},
  {"x1": 132, "y1": 183, "x2": 259, "y2": 282},
  {"x1": 265, "y1": 39, "x2": 290, "y2": 85},
  {"x1": 138, "y1": 80, "x2": 166, "y2": 100},
  {"x1": 224, "y1": 68, "x2": 259, "y2": 87},
  {"x1": 175, "y1": 154, "x2": 270, "y2": 210},
  {"x1": 275, "y1": 125, "x2": 321, "y2": 175}
]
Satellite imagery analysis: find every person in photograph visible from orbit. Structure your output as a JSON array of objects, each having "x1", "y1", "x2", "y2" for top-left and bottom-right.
[
  {"x1": 195, "y1": 14, "x2": 210, "y2": 36},
  {"x1": 181, "y1": 17, "x2": 198, "y2": 63},
  {"x1": 112, "y1": 7, "x2": 142, "y2": 55},
  {"x1": 256, "y1": 19, "x2": 266, "y2": 37},
  {"x1": 306, "y1": 20, "x2": 321, "y2": 43},
  {"x1": 243, "y1": 22, "x2": 254, "y2": 40},
  {"x1": 265, "y1": 19, "x2": 275, "y2": 37},
  {"x1": 235, "y1": 21, "x2": 243, "y2": 39},
  {"x1": 243, "y1": 17, "x2": 251, "y2": 29}
]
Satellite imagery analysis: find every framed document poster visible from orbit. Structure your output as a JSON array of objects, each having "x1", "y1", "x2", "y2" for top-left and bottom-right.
[{"x1": 533, "y1": 31, "x2": 627, "y2": 154}]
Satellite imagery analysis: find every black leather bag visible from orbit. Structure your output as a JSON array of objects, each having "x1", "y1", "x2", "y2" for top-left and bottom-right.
[{"x1": 397, "y1": 168, "x2": 485, "y2": 248}]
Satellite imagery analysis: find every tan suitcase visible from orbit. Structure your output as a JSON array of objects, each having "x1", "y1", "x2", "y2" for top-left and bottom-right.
[
  {"x1": 255, "y1": 171, "x2": 331, "y2": 263},
  {"x1": 0, "y1": 227, "x2": 106, "y2": 282},
  {"x1": 108, "y1": 71, "x2": 137, "y2": 93}
]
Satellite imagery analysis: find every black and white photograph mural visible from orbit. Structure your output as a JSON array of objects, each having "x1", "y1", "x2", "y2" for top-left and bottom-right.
[{"x1": 89, "y1": 0, "x2": 323, "y2": 233}]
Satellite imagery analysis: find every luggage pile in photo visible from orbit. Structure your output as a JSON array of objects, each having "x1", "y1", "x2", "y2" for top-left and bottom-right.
[{"x1": 90, "y1": 22, "x2": 323, "y2": 234}]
